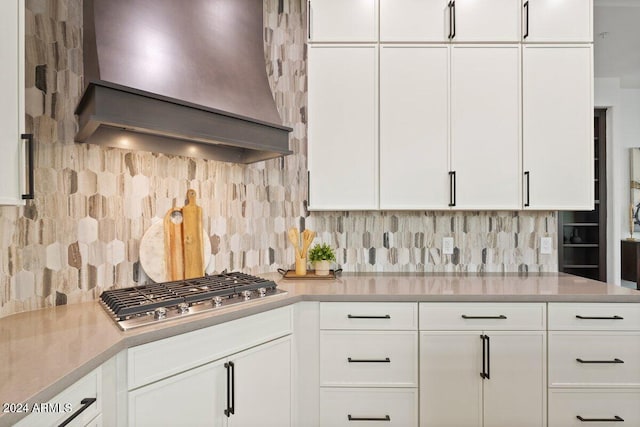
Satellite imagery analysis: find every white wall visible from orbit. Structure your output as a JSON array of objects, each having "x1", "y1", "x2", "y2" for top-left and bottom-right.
[{"x1": 595, "y1": 77, "x2": 640, "y2": 285}]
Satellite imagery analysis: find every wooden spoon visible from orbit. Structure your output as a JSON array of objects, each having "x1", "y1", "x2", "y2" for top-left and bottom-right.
[
  {"x1": 301, "y1": 229, "x2": 316, "y2": 259},
  {"x1": 288, "y1": 227, "x2": 302, "y2": 258}
]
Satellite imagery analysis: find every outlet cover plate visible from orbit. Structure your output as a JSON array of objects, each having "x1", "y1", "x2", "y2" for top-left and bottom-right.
[
  {"x1": 443, "y1": 237, "x2": 454, "y2": 255},
  {"x1": 540, "y1": 237, "x2": 553, "y2": 255}
]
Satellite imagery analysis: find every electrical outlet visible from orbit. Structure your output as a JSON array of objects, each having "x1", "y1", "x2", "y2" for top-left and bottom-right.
[
  {"x1": 443, "y1": 237, "x2": 454, "y2": 255},
  {"x1": 540, "y1": 237, "x2": 553, "y2": 255}
]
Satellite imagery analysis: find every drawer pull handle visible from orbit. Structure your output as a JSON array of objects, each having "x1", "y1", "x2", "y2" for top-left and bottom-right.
[
  {"x1": 348, "y1": 415, "x2": 391, "y2": 422},
  {"x1": 576, "y1": 315, "x2": 624, "y2": 320},
  {"x1": 348, "y1": 357, "x2": 391, "y2": 363},
  {"x1": 462, "y1": 315, "x2": 507, "y2": 320},
  {"x1": 58, "y1": 397, "x2": 97, "y2": 427},
  {"x1": 347, "y1": 314, "x2": 391, "y2": 319},
  {"x1": 576, "y1": 415, "x2": 624, "y2": 422},
  {"x1": 576, "y1": 358, "x2": 624, "y2": 364}
]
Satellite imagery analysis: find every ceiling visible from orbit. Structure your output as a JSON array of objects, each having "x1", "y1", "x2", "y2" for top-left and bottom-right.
[{"x1": 594, "y1": 0, "x2": 640, "y2": 88}]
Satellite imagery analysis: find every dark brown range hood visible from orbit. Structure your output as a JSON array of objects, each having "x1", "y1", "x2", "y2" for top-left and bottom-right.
[{"x1": 75, "y1": 0, "x2": 292, "y2": 163}]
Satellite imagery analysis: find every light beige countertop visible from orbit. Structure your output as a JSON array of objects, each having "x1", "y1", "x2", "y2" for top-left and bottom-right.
[{"x1": 1, "y1": 272, "x2": 639, "y2": 426}]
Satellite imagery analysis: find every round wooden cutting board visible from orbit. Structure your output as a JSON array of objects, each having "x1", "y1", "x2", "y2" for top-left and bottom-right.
[{"x1": 139, "y1": 221, "x2": 212, "y2": 283}]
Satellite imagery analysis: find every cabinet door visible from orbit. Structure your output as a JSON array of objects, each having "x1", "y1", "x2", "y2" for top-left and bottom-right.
[
  {"x1": 452, "y1": 0, "x2": 521, "y2": 42},
  {"x1": 308, "y1": 45, "x2": 378, "y2": 210},
  {"x1": 229, "y1": 337, "x2": 291, "y2": 427},
  {"x1": 483, "y1": 331, "x2": 546, "y2": 427},
  {"x1": 523, "y1": 0, "x2": 592, "y2": 42},
  {"x1": 0, "y1": 0, "x2": 25, "y2": 205},
  {"x1": 450, "y1": 45, "x2": 521, "y2": 210},
  {"x1": 380, "y1": 0, "x2": 449, "y2": 42},
  {"x1": 380, "y1": 45, "x2": 449, "y2": 209},
  {"x1": 420, "y1": 332, "x2": 483, "y2": 427},
  {"x1": 128, "y1": 359, "x2": 226, "y2": 427},
  {"x1": 308, "y1": 0, "x2": 377, "y2": 42},
  {"x1": 523, "y1": 45, "x2": 593, "y2": 210}
]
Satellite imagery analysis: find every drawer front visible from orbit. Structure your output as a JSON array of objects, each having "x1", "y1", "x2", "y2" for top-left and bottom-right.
[
  {"x1": 128, "y1": 305, "x2": 292, "y2": 389},
  {"x1": 419, "y1": 303, "x2": 546, "y2": 330},
  {"x1": 320, "y1": 331, "x2": 418, "y2": 387},
  {"x1": 15, "y1": 369, "x2": 101, "y2": 427},
  {"x1": 549, "y1": 332, "x2": 640, "y2": 386},
  {"x1": 549, "y1": 389, "x2": 640, "y2": 427},
  {"x1": 320, "y1": 388, "x2": 418, "y2": 427},
  {"x1": 320, "y1": 302, "x2": 417, "y2": 330},
  {"x1": 549, "y1": 303, "x2": 640, "y2": 330}
]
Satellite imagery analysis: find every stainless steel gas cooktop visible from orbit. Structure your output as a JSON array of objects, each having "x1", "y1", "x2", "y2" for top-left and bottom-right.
[{"x1": 99, "y1": 272, "x2": 286, "y2": 330}]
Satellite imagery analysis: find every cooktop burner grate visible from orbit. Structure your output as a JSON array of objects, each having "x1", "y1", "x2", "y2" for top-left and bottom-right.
[{"x1": 99, "y1": 272, "x2": 282, "y2": 329}]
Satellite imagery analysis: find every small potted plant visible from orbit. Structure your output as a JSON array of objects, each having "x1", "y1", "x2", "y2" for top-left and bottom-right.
[{"x1": 308, "y1": 243, "x2": 336, "y2": 276}]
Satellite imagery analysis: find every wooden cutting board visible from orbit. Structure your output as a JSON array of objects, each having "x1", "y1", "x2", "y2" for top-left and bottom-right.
[
  {"x1": 182, "y1": 189, "x2": 204, "y2": 279},
  {"x1": 139, "y1": 222, "x2": 211, "y2": 283}
]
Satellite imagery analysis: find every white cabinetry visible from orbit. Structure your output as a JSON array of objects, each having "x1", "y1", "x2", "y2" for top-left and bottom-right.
[
  {"x1": 307, "y1": 0, "x2": 377, "y2": 42},
  {"x1": 0, "y1": 0, "x2": 28, "y2": 205},
  {"x1": 522, "y1": 45, "x2": 593, "y2": 210},
  {"x1": 452, "y1": 0, "x2": 521, "y2": 42},
  {"x1": 15, "y1": 368, "x2": 102, "y2": 427},
  {"x1": 380, "y1": 0, "x2": 449, "y2": 42},
  {"x1": 319, "y1": 303, "x2": 418, "y2": 426},
  {"x1": 419, "y1": 303, "x2": 546, "y2": 427},
  {"x1": 127, "y1": 307, "x2": 292, "y2": 427},
  {"x1": 379, "y1": 45, "x2": 449, "y2": 209},
  {"x1": 547, "y1": 303, "x2": 640, "y2": 427},
  {"x1": 307, "y1": 45, "x2": 378, "y2": 210},
  {"x1": 523, "y1": 0, "x2": 592, "y2": 42},
  {"x1": 450, "y1": 45, "x2": 521, "y2": 209}
]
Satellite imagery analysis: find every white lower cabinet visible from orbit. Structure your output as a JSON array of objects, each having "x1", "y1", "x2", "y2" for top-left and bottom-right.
[
  {"x1": 549, "y1": 389, "x2": 640, "y2": 426},
  {"x1": 126, "y1": 306, "x2": 293, "y2": 427},
  {"x1": 320, "y1": 388, "x2": 418, "y2": 427},
  {"x1": 129, "y1": 336, "x2": 291, "y2": 427},
  {"x1": 319, "y1": 303, "x2": 418, "y2": 427},
  {"x1": 15, "y1": 368, "x2": 102, "y2": 427},
  {"x1": 547, "y1": 303, "x2": 640, "y2": 427},
  {"x1": 419, "y1": 303, "x2": 546, "y2": 427}
]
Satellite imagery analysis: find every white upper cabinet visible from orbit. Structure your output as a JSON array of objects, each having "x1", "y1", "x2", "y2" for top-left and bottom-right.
[
  {"x1": 0, "y1": 0, "x2": 27, "y2": 205},
  {"x1": 379, "y1": 45, "x2": 449, "y2": 209},
  {"x1": 450, "y1": 45, "x2": 521, "y2": 210},
  {"x1": 523, "y1": 45, "x2": 593, "y2": 210},
  {"x1": 308, "y1": 0, "x2": 378, "y2": 42},
  {"x1": 452, "y1": 0, "x2": 521, "y2": 42},
  {"x1": 380, "y1": 0, "x2": 450, "y2": 42},
  {"x1": 523, "y1": 0, "x2": 593, "y2": 42},
  {"x1": 308, "y1": 45, "x2": 378, "y2": 210}
]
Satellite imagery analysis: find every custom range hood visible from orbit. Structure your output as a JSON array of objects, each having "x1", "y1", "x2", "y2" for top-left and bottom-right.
[{"x1": 75, "y1": 0, "x2": 292, "y2": 163}]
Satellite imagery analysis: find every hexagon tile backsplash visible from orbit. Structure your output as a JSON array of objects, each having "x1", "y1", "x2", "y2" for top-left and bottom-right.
[{"x1": 0, "y1": 0, "x2": 557, "y2": 318}]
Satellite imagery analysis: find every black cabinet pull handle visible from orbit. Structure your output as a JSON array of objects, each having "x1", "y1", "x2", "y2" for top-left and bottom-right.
[
  {"x1": 348, "y1": 357, "x2": 391, "y2": 363},
  {"x1": 448, "y1": 1, "x2": 453, "y2": 39},
  {"x1": 348, "y1": 415, "x2": 391, "y2": 422},
  {"x1": 576, "y1": 415, "x2": 624, "y2": 422},
  {"x1": 485, "y1": 334, "x2": 491, "y2": 379},
  {"x1": 449, "y1": 171, "x2": 456, "y2": 206},
  {"x1": 224, "y1": 361, "x2": 235, "y2": 416},
  {"x1": 21, "y1": 133, "x2": 35, "y2": 200},
  {"x1": 307, "y1": 1, "x2": 311, "y2": 39},
  {"x1": 347, "y1": 314, "x2": 391, "y2": 319},
  {"x1": 577, "y1": 358, "x2": 624, "y2": 364},
  {"x1": 523, "y1": 1, "x2": 529, "y2": 39},
  {"x1": 462, "y1": 315, "x2": 507, "y2": 320},
  {"x1": 576, "y1": 315, "x2": 624, "y2": 320},
  {"x1": 480, "y1": 335, "x2": 487, "y2": 379},
  {"x1": 57, "y1": 397, "x2": 97, "y2": 427},
  {"x1": 524, "y1": 171, "x2": 530, "y2": 207},
  {"x1": 451, "y1": 1, "x2": 456, "y2": 39}
]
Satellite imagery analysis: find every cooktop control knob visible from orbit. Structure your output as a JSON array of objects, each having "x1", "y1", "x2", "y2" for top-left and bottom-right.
[
  {"x1": 213, "y1": 296, "x2": 223, "y2": 307},
  {"x1": 258, "y1": 287, "x2": 267, "y2": 297},
  {"x1": 154, "y1": 307, "x2": 167, "y2": 320},
  {"x1": 177, "y1": 302, "x2": 189, "y2": 314},
  {"x1": 242, "y1": 290, "x2": 252, "y2": 300}
]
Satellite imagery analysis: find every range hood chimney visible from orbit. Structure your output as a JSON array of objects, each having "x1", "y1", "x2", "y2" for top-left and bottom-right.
[{"x1": 75, "y1": 0, "x2": 292, "y2": 163}]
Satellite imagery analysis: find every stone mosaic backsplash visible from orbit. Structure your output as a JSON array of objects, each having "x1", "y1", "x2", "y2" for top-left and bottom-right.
[{"x1": 0, "y1": 0, "x2": 557, "y2": 318}]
